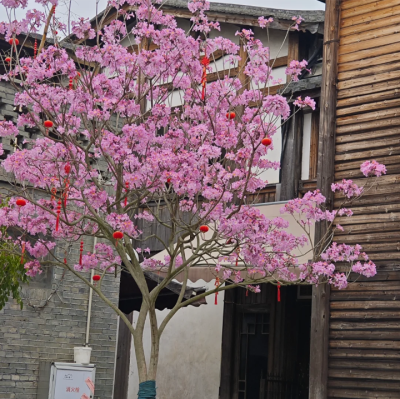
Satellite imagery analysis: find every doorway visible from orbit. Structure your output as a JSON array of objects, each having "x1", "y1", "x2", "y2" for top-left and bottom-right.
[{"x1": 219, "y1": 284, "x2": 312, "y2": 399}]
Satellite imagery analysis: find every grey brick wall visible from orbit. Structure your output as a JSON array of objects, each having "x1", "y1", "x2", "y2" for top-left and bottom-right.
[{"x1": 0, "y1": 82, "x2": 120, "y2": 399}]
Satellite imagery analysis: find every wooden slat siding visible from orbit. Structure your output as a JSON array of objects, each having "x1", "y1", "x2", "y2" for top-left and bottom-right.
[
  {"x1": 340, "y1": 23, "x2": 400, "y2": 48},
  {"x1": 341, "y1": 0, "x2": 399, "y2": 19},
  {"x1": 327, "y1": 1, "x2": 400, "y2": 398},
  {"x1": 309, "y1": 1, "x2": 340, "y2": 398}
]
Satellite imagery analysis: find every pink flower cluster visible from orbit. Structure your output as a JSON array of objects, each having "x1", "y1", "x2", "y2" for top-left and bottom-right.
[{"x1": 360, "y1": 160, "x2": 387, "y2": 177}]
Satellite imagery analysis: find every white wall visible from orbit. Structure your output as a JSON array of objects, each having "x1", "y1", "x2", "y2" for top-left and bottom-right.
[{"x1": 128, "y1": 279, "x2": 224, "y2": 399}]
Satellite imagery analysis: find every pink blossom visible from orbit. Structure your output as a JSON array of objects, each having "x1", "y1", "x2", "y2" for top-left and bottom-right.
[{"x1": 360, "y1": 160, "x2": 387, "y2": 177}]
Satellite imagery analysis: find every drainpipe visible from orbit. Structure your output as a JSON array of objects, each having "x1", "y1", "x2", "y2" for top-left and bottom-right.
[{"x1": 85, "y1": 236, "x2": 97, "y2": 346}]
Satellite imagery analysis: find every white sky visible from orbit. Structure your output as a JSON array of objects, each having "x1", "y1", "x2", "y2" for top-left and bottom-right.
[{"x1": 1, "y1": 0, "x2": 324, "y2": 26}]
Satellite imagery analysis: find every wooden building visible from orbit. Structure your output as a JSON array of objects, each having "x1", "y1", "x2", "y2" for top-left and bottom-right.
[{"x1": 311, "y1": 1, "x2": 400, "y2": 398}]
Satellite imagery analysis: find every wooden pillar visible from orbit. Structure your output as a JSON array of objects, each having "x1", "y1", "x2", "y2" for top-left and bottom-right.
[
  {"x1": 309, "y1": 1, "x2": 340, "y2": 398},
  {"x1": 113, "y1": 312, "x2": 133, "y2": 399}
]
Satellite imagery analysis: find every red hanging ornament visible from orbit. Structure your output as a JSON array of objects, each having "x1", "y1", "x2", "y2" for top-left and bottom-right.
[
  {"x1": 235, "y1": 247, "x2": 240, "y2": 267},
  {"x1": 277, "y1": 283, "x2": 281, "y2": 302},
  {"x1": 79, "y1": 241, "x2": 83, "y2": 265},
  {"x1": 34, "y1": 39, "x2": 37, "y2": 59},
  {"x1": 5, "y1": 57, "x2": 11, "y2": 63},
  {"x1": 246, "y1": 288, "x2": 249, "y2": 297},
  {"x1": 215, "y1": 276, "x2": 220, "y2": 305},
  {"x1": 64, "y1": 164, "x2": 71, "y2": 174},
  {"x1": 199, "y1": 225, "x2": 209, "y2": 233},
  {"x1": 200, "y1": 55, "x2": 210, "y2": 101},
  {"x1": 93, "y1": 275, "x2": 101, "y2": 282},
  {"x1": 226, "y1": 112, "x2": 236, "y2": 120},
  {"x1": 69, "y1": 77, "x2": 73, "y2": 90},
  {"x1": 261, "y1": 137, "x2": 272, "y2": 147},
  {"x1": 55, "y1": 200, "x2": 61, "y2": 232},
  {"x1": 16, "y1": 198, "x2": 26, "y2": 207},
  {"x1": 124, "y1": 182, "x2": 129, "y2": 207},
  {"x1": 20, "y1": 242, "x2": 25, "y2": 264},
  {"x1": 9, "y1": 38, "x2": 19, "y2": 46},
  {"x1": 44, "y1": 120, "x2": 53, "y2": 135},
  {"x1": 113, "y1": 231, "x2": 123, "y2": 240},
  {"x1": 50, "y1": 187, "x2": 57, "y2": 202}
]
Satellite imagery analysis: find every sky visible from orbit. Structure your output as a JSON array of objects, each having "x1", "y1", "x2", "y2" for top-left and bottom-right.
[{"x1": 1, "y1": 0, "x2": 325, "y2": 25}]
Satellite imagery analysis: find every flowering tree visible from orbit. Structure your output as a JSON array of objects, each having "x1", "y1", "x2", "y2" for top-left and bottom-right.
[{"x1": 0, "y1": 0, "x2": 385, "y2": 397}]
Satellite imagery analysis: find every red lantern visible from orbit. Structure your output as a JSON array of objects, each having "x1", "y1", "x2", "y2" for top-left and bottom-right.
[
  {"x1": 226, "y1": 112, "x2": 235, "y2": 120},
  {"x1": 64, "y1": 164, "x2": 71, "y2": 174},
  {"x1": 16, "y1": 198, "x2": 26, "y2": 207},
  {"x1": 261, "y1": 137, "x2": 272, "y2": 147},
  {"x1": 93, "y1": 275, "x2": 101, "y2": 281},
  {"x1": 9, "y1": 38, "x2": 19, "y2": 46},
  {"x1": 199, "y1": 225, "x2": 209, "y2": 233},
  {"x1": 5, "y1": 57, "x2": 11, "y2": 63},
  {"x1": 44, "y1": 120, "x2": 53, "y2": 135},
  {"x1": 113, "y1": 231, "x2": 123, "y2": 240}
]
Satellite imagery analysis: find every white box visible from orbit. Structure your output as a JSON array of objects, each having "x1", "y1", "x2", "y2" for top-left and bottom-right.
[{"x1": 48, "y1": 362, "x2": 96, "y2": 399}]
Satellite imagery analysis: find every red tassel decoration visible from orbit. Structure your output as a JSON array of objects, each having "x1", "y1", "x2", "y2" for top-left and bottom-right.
[
  {"x1": 79, "y1": 241, "x2": 83, "y2": 265},
  {"x1": 200, "y1": 55, "x2": 210, "y2": 101},
  {"x1": 215, "y1": 276, "x2": 220, "y2": 305},
  {"x1": 34, "y1": 39, "x2": 37, "y2": 59},
  {"x1": 64, "y1": 257, "x2": 67, "y2": 265},
  {"x1": 69, "y1": 77, "x2": 73, "y2": 90},
  {"x1": 235, "y1": 247, "x2": 240, "y2": 267},
  {"x1": 51, "y1": 187, "x2": 57, "y2": 201},
  {"x1": 124, "y1": 182, "x2": 129, "y2": 207},
  {"x1": 55, "y1": 200, "x2": 61, "y2": 232},
  {"x1": 277, "y1": 283, "x2": 281, "y2": 302},
  {"x1": 20, "y1": 242, "x2": 25, "y2": 264}
]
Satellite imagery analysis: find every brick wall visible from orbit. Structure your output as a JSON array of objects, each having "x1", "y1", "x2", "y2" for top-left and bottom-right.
[{"x1": 0, "y1": 82, "x2": 120, "y2": 399}]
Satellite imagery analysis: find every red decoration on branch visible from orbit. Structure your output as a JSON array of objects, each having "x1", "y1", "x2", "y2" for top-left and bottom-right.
[
  {"x1": 277, "y1": 283, "x2": 281, "y2": 302},
  {"x1": 79, "y1": 241, "x2": 83, "y2": 265},
  {"x1": 113, "y1": 231, "x2": 123, "y2": 240},
  {"x1": 69, "y1": 77, "x2": 73, "y2": 90},
  {"x1": 16, "y1": 198, "x2": 26, "y2": 207},
  {"x1": 215, "y1": 276, "x2": 220, "y2": 305},
  {"x1": 199, "y1": 225, "x2": 209, "y2": 233},
  {"x1": 34, "y1": 39, "x2": 37, "y2": 59},
  {"x1": 64, "y1": 164, "x2": 71, "y2": 174},
  {"x1": 200, "y1": 56, "x2": 210, "y2": 101},
  {"x1": 226, "y1": 112, "x2": 235, "y2": 120},
  {"x1": 5, "y1": 57, "x2": 11, "y2": 63},
  {"x1": 124, "y1": 182, "x2": 129, "y2": 207},
  {"x1": 63, "y1": 179, "x2": 69, "y2": 207},
  {"x1": 93, "y1": 275, "x2": 101, "y2": 282},
  {"x1": 55, "y1": 200, "x2": 61, "y2": 232},
  {"x1": 20, "y1": 242, "x2": 25, "y2": 264},
  {"x1": 9, "y1": 38, "x2": 19, "y2": 46},
  {"x1": 261, "y1": 137, "x2": 272, "y2": 147},
  {"x1": 44, "y1": 120, "x2": 53, "y2": 135},
  {"x1": 51, "y1": 187, "x2": 57, "y2": 202}
]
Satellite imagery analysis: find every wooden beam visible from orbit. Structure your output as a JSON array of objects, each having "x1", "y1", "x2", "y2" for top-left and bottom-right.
[
  {"x1": 287, "y1": 32, "x2": 299, "y2": 83},
  {"x1": 309, "y1": 1, "x2": 340, "y2": 398},
  {"x1": 113, "y1": 312, "x2": 133, "y2": 399}
]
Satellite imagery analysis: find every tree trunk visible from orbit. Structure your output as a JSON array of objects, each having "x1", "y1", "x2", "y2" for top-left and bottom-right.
[{"x1": 132, "y1": 305, "x2": 160, "y2": 399}]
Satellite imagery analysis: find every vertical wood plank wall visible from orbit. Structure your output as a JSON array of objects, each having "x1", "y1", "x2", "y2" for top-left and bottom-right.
[{"x1": 328, "y1": 1, "x2": 400, "y2": 397}]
